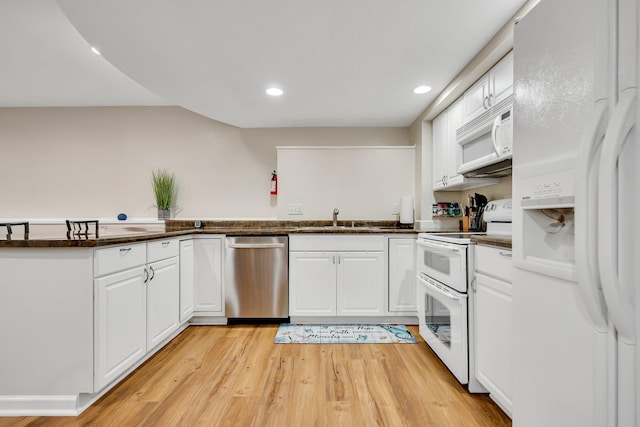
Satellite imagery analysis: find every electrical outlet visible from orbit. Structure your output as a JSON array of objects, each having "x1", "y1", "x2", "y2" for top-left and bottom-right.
[
  {"x1": 391, "y1": 203, "x2": 399, "y2": 215},
  {"x1": 288, "y1": 203, "x2": 304, "y2": 215}
]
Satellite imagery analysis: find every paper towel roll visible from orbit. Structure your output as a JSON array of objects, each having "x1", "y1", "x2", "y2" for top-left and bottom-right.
[{"x1": 399, "y1": 196, "x2": 414, "y2": 224}]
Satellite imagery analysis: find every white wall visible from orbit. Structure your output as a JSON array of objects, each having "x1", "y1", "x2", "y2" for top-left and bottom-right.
[
  {"x1": 277, "y1": 146, "x2": 414, "y2": 220},
  {"x1": 0, "y1": 107, "x2": 410, "y2": 220}
]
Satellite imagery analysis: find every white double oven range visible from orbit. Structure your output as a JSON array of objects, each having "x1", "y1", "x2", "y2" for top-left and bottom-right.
[
  {"x1": 416, "y1": 232, "x2": 485, "y2": 392},
  {"x1": 416, "y1": 199, "x2": 511, "y2": 393}
]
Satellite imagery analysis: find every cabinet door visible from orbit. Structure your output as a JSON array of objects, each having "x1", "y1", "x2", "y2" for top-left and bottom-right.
[
  {"x1": 488, "y1": 51, "x2": 513, "y2": 106},
  {"x1": 95, "y1": 266, "x2": 146, "y2": 390},
  {"x1": 388, "y1": 239, "x2": 417, "y2": 313},
  {"x1": 475, "y1": 272, "x2": 513, "y2": 414},
  {"x1": 193, "y1": 238, "x2": 224, "y2": 315},
  {"x1": 147, "y1": 256, "x2": 180, "y2": 350},
  {"x1": 463, "y1": 75, "x2": 490, "y2": 123},
  {"x1": 289, "y1": 252, "x2": 336, "y2": 316},
  {"x1": 179, "y1": 239, "x2": 195, "y2": 323},
  {"x1": 337, "y1": 252, "x2": 385, "y2": 316},
  {"x1": 432, "y1": 111, "x2": 448, "y2": 190},
  {"x1": 446, "y1": 99, "x2": 464, "y2": 186}
]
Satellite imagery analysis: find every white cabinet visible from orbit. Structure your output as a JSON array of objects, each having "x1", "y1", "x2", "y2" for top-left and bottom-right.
[
  {"x1": 179, "y1": 239, "x2": 195, "y2": 323},
  {"x1": 474, "y1": 244, "x2": 513, "y2": 416},
  {"x1": 463, "y1": 77, "x2": 491, "y2": 124},
  {"x1": 94, "y1": 238, "x2": 180, "y2": 391},
  {"x1": 433, "y1": 100, "x2": 464, "y2": 190},
  {"x1": 388, "y1": 238, "x2": 417, "y2": 313},
  {"x1": 289, "y1": 252, "x2": 337, "y2": 316},
  {"x1": 94, "y1": 244, "x2": 147, "y2": 391},
  {"x1": 146, "y1": 256, "x2": 179, "y2": 349},
  {"x1": 193, "y1": 237, "x2": 224, "y2": 316},
  {"x1": 487, "y1": 51, "x2": 513, "y2": 109},
  {"x1": 462, "y1": 51, "x2": 513, "y2": 123},
  {"x1": 94, "y1": 266, "x2": 146, "y2": 391},
  {"x1": 337, "y1": 252, "x2": 385, "y2": 316},
  {"x1": 289, "y1": 235, "x2": 385, "y2": 318},
  {"x1": 432, "y1": 111, "x2": 448, "y2": 190},
  {"x1": 146, "y1": 239, "x2": 180, "y2": 350}
]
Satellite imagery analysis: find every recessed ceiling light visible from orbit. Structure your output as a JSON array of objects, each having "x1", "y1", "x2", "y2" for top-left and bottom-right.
[
  {"x1": 266, "y1": 87, "x2": 283, "y2": 96},
  {"x1": 413, "y1": 85, "x2": 431, "y2": 94},
  {"x1": 89, "y1": 45, "x2": 101, "y2": 56}
]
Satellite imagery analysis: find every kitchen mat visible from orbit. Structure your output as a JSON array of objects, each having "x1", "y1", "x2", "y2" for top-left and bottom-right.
[{"x1": 274, "y1": 324, "x2": 417, "y2": 344}]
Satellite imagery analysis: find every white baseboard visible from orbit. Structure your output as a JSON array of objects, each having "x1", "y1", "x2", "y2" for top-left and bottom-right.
[
  {"x1": 189, "y1": 316, "x2": 228, "y2": 325},
  {"x1": 0, "y1": 395, "x2": 80, "y2": 417}
]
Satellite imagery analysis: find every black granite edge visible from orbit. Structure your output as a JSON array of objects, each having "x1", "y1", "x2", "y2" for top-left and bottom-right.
[
  {"x1": 0, "y1": 239, "x2": 98, "y2": 248},
  {"x1": 0, "y1": 225, "x2": 420, "y2": 248},
  {"x1": 471, "y1": 235, "x2": 513, "y2": 249},
  {"x1": 165, "y1": 219, "x2": 407, "y2": 232}
]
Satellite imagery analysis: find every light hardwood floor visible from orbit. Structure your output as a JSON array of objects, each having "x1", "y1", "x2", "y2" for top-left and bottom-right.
[{"x1": 1, "y1": 325, "x2": 510, "y2": 427}]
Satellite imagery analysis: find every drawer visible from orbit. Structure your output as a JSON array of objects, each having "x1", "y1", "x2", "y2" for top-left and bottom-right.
[
  {"x1": 147, "y1": 238, "x2": 180, "y2": 263},
  {"x1": 475, "y1": 245, "x2": 512, "y2": 282},
  {"x1": 94, "y1": 243, "x2": 147, "y2": 277}
]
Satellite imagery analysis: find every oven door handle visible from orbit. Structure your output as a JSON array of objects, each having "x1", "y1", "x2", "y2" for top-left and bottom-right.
[
  {"x1": 417, "y1": 239, "x2": 462, "y2": 254},
  {"x1": 418, "y1": 275, "x2": 464, "y2": 301}
]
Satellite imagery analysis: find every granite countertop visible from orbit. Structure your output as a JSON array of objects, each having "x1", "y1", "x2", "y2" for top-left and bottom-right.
[
  {"x1": 471, "y1": 235, "x2": 512, "y2": 249},
  {"x1": 0, "y1": 220, "x2": 420, "y2": 248}
]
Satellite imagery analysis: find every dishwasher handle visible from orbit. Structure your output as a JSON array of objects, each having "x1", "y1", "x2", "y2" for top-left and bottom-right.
[{"x1": 227, "y1": 242, "x2": 286, "y2": 249}]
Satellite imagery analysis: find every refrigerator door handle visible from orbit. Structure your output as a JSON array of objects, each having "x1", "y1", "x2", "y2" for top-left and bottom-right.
[
  {"x1": 598, "y1": 89, "x2": 636, "y2": 344},
  {"x1": 575, "y1": 101, "x2": 609, "y2": 331}
]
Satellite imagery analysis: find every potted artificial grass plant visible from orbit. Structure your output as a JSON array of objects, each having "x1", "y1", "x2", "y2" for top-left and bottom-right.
[{"x1": 151, "y1": 168, "x2": 176, "y2": 220}]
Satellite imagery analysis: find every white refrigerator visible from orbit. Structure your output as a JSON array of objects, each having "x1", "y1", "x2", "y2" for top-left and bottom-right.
[{"x1": 512, "y1": 0, "x2": 637, "y2": 426}]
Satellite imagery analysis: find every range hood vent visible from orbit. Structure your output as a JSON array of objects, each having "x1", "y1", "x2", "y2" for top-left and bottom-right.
[{"x1": 460, "y1": 158, "x2": 512, "y2": 178}]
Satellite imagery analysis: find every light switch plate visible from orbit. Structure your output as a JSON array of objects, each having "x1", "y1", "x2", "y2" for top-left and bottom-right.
[
  {"x1": 288, "y1": 203, "x2": 304, "y2": 215},
  {"x1": 391, "y1": 203, "x2": 399, "y2": 215}
]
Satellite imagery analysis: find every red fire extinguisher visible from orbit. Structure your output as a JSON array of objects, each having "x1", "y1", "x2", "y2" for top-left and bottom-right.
[{"x1": 270, "y1": 170, "x2": 278, "y2": 195}]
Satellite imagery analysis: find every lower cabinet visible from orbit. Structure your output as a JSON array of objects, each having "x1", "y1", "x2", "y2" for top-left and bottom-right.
[
  {"x1": 94, "y1": 265, "x2": 147, "y2": 391},
  {"x1": 193, "y1": 237, "x2": 224, "y2": 316},
  {"x1": 474, "y1": 244, "x2": 513, "y2": 416},
  {"x1": 387, "y1": 238, "x2": 417, "y2": 314},
  {"x1": 289, "y1": 251, "x2": 385, "y2": 316},
  {"x1": 289, "y1": 252, "x2": 336, "y2": 315},
  {"x1": 179, "y1": 239, "x2": 195, "y2": 323},
  {"x1": 146, "y1": 256, "x2": 180, "y2": 349},
  {"x1": 336, "y1": 252, "x2": 385, "y2": 316},
  {"x1": 289, "y1": 235, "x2": 386, "y2": 318},
  {"x1": 94, "y1": 239, "x2": 180, "y2": 391}
]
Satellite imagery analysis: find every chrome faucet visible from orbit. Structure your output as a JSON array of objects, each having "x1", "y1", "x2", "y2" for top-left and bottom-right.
[{"x1": 333, "y1": 208, "x2": 339, "y2": 227}]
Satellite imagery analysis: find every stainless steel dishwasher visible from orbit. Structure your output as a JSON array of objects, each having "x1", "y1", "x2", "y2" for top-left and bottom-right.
[{"x1": 225, "y1": 236, "x2": 288, "y2": 319}]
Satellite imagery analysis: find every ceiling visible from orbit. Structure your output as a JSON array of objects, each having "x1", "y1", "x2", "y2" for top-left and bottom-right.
[{"x1": 1, "y1": 0, "x2": 528, "y2": 128}]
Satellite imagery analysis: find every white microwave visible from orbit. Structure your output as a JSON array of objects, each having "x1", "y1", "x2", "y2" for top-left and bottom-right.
[{"x1": 456, "y1": 101, "x2": 513, "y2": 178}]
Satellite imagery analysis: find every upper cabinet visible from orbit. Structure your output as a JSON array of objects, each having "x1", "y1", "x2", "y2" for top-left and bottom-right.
[
  {"x1": 462, "y1": 52, "x2": 514, "y2": 124},
  {"x1": 433, "y1": 99, "x2": 465, "y2": 190},
  {"x1": 432, "y1": 51, "x2": 512, "y2": 191},
  {"x1": 432, "y1": 108, "x2": 448, "y2": 190}
]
